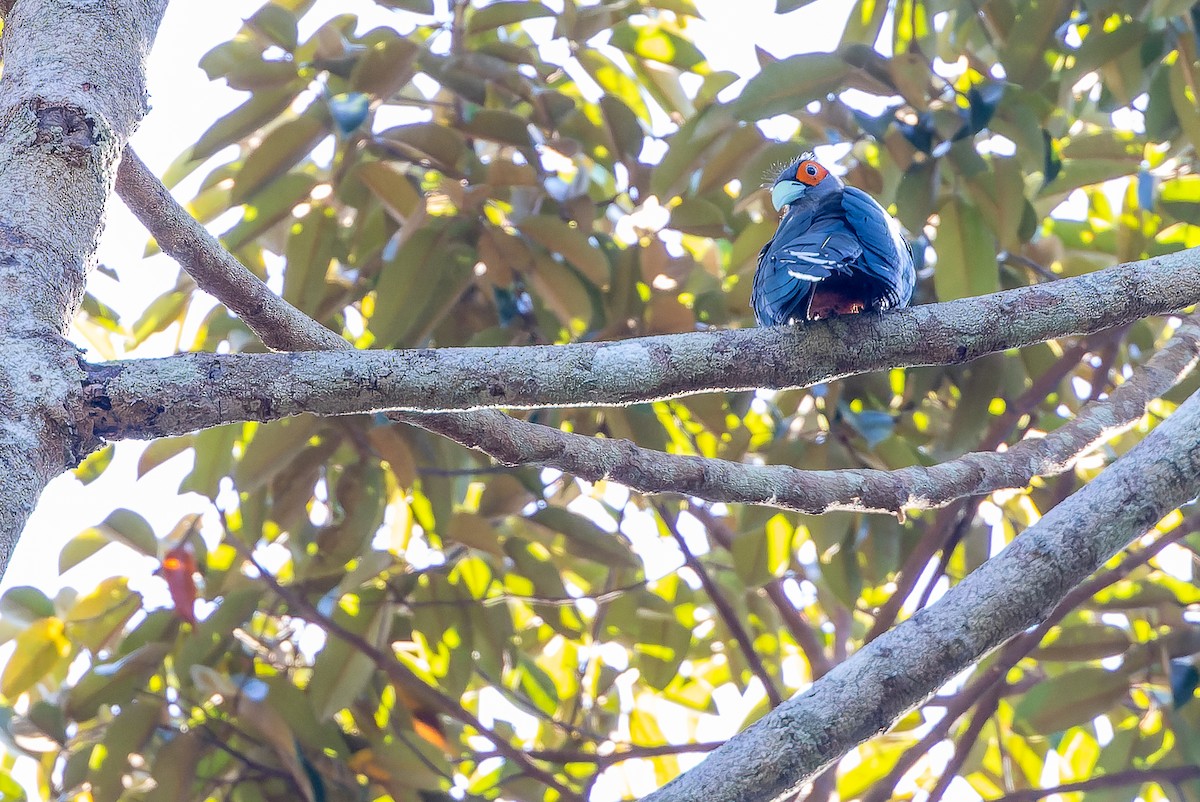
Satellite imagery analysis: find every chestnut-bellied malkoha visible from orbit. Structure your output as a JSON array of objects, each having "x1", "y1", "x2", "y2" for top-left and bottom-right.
[{"x1": 751, "y1": 153, "x2": 915, "y2": 325}]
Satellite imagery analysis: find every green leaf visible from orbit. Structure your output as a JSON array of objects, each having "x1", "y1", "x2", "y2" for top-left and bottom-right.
[
  {"x1": 130, "y1": 290, "x2": 189, "y2": 346},
  {"x1": 245, "y1": 4, "x2": 298, "y2": 50},
  {"x1": 728, "y1": 53, "x2": 848, "y2": 121},
  {"x1": 1036, "y1": 622, "x2": 1131, "y2": 662},
  {"x1": 65, "y1": 577, "x2": 142, "y2": 654},
  {"x1": 59, "y1": 529, "x2": 110, "y2": 574},
  {"x1": 222, "y1": 172, "x2": 318, "y2": 252},
  {"x1": 0, "y1": 618, "x2": 71, "y2": 697},
  {"x1": 80, "y1": 293, "x2": 122, "y2": 333},
  {"x1": 308, "y1": 590, "x2": 390, "y2": 720},
  {"x1": 776, "y1": 0, "x2": 820, "y2": 11},
  {"x1": 460, "y1": 108, "x2": 534, "y2": 148},
  {"x1": 192, "y1": 81, "x2": 306, "y2": 161},
  {"x1": 376, "y1": 0, "x2": 434, "y2": 11},
  {"x1": 179, "y1": 424, "x2": 239, "y2": 499},
  {"x1": 1161, "y1": 175, "x2": 1200, "y2": 225},
  {"x1": 518, "y1": 215, "x2": 610, "y2": 287},
  {"x1": 0, "y1": 588, "x2": 55, "y2": 627},
  {"x1": 233, "y1": 110, "x2": 328, "y2": 203},
  {"x1": 72, "y1": 444, "x2": 114, "y2": 486},
  {"x1": 283, "y1": 205, "x2": 337, "y2": 312},
  {"x1": 84, "y1": 508, "x2": 158, "y2": 557},
  {"x1": 376, "y1": 123, "x2": 467, "y2": 172},
  {"x1": 355, "y1": 161, "x2": 421, "y2": 223},
  {"x1": 528, "y1": 507, "x2": 638, "y2": 567},
  {"x1": 503, "y1": 538, "x2": 583, "y2": 637},
  {"x1": 576, "y1": 49, "x2": 651, "y2": 123},
  {"x1": 137, "y1": 435, "x2": 193, "y2": 478},
  {"x1": 466, "y1": 1, "x2": 555, "y2": 36},
  {"x1": 235, "y1": 416, "x2": 322, "y2": 493},
  {"x1": 349, "y1": 32, "x2": 419, "y2": 99},
  {"x1": 668, "y1": 198, "x2": 729, "y2": 238},
  {"x1": 730, "y1": 513, "x2": 791, "y2": 586},
  {"x1": 933, "y1": 198, "x2": 997, "y2": 301},
  {"x1": 147, "y1": 730, "x2": 203, "y2": 800},
  {"x1": 515, "y1": 655, "x2": 559, "y2": 716},
  {"x1": 1014, "y1": 666, "x2": 1130, "y2": 734},
  {"x1": 599, "y1": 94, "x2": 645, "y2": 162},
  {"x1": 65, "y1": 643, "x2": 170, "y2": 721},
  {"x1": 610, "y1": 21, "x2": 708, "y2": 74},
  {"x1": 446, "y1": 512, "x2": 505, "y2": 557}
]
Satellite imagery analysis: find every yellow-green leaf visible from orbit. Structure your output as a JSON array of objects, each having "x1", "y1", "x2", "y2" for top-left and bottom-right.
[
  {"x1": 1, "y1": 618, "x2": 71, "y2": 697},
  {"x1": 933, "y1": 198, "x2": 997, "y2": 301}
]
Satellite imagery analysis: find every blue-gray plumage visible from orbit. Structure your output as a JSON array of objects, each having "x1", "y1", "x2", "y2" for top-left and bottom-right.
[{"x1": 751, "y1": 153, "x2": 915, "y2": 326}]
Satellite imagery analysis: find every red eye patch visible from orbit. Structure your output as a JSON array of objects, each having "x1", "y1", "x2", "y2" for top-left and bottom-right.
[{"x1": 795, "y1": 160, "x2": 828, "y2": 186}]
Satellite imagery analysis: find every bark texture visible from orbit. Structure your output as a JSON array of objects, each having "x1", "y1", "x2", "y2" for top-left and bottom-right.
[
  {"x1": 87, "y1": 247, "x2": 1200, "y2": 425},
  {"x1": 641, "y1": 384, "x2": 1200, "y2": 802},
  {"x1": 0, "y1": 0, "x2": 165, "y2": 574},
  {"x1": 85, "y1": 312, "x2": 1200, "y2": 517}
]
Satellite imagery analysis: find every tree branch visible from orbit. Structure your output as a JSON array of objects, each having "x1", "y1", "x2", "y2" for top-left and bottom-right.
[
  {"x1": 638, "y1": 383, "x2": 1200, "y2": 802},
  {"x1": 110, "y1": 147, "x2": 1200, "y2": 535},
  {"x1": 993, "y1": 766, "x2": 1200, "y2": 801},
  {"x1": 655, "y1": 503, "x2": 783, "y2": 707},
  {"x1": 114, "y1": 149, "x2": 350, "y2": 353},
  {"x1": 87, "y1": 288, "x2": 1200, "y2": 521},
  {"x1": 860, "y1": 513, "x2": 1196, "y2": 802},
  {"x1": 89, "y1": 248, "x2": 1200, "y2": 421}
]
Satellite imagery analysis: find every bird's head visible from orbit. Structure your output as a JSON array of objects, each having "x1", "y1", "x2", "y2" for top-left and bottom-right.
[{"x1": 770, "y1": 153, "x2": 837, "y2": 211}]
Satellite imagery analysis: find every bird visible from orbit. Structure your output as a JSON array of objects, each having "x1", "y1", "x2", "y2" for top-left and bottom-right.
[{"x1": 751, "y1": 153, "x2": 915, "y2": 326}]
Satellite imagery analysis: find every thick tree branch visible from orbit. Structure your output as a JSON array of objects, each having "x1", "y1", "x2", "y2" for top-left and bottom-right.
[
  {"x1": 87, "y1": 304, "x2": 1200, "y2": 518},
  {"x1": 89, "y1": 247, "x2": 1200, "y2": 421},
  {"x1": 861, "y1": 516, "x2": 1195, "y2": 802},
  {"x1": 638, "y1": 384, "x2": 1200, "y2": 802},
  {"x1": 0, "y1": 0, "x2": 166, "y2": 576},
  {"x1": 114, "y1": 149, "x2": 350, "y2": 353}
]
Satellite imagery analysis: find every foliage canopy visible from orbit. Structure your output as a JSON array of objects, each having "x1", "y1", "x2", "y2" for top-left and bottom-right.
[{"x1": 4, "y1": 0, "x2": 1200, "y2": 800}]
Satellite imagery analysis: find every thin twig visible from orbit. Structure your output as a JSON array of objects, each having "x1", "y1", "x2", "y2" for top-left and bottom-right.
[
  {"x1": 691, "y1": 505, "x2": 833, "y2": 680},
  {"x1": 654, "y1": 502, "x2": 783, "y2": 707},
  {"x1": 993, "y1": 766, "x2": 1200, "y2": 801}
]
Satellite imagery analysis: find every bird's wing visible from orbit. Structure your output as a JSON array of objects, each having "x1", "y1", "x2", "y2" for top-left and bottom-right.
[
  {"x1": 752, "y1": 236, "x2": 807, "y2": 326},
  {"x1": 751, "y1": 207, "x2": 864, "y2": 325},
  {"x1": 839, "y1": 186, "x2": 916, "y2": 307},
  {"x1": 765, "y1": 208, "x2": 860, "y2": 280}
]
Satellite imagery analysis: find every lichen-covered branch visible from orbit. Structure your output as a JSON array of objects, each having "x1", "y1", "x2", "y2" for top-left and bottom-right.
[
  {"x1": 639, "y1": 383, "x2": 1200, "y2": 802},
  {"x1": 87, "y1": 297, "x2": 1200, "y2": 517},
  {"x1": 115, "y1": 149, "x2": 349, "y2": 353},
  {"x1": 0, "y1": 0, "x2": 165, "y2": 576},
  {"x1": 88, "y1": 247, "x2": 1200, "y2": 424}
]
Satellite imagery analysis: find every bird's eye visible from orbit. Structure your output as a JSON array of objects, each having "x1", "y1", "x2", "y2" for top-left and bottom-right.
[{"x1": 806, "y1": 164, "x2": 818, "y2": 176}]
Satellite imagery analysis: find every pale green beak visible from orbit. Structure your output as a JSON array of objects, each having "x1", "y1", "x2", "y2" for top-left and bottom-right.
[{"x1": 771, "y1": 180, "x2": 806, "y2": 211}]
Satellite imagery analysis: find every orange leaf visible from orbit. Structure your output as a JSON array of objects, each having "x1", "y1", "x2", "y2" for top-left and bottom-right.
[{"x1": 160, "y1": 546, "x2": 198, "y2": 625}]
